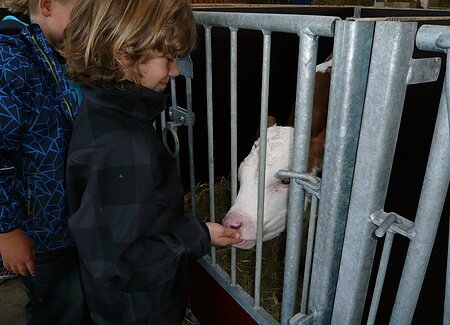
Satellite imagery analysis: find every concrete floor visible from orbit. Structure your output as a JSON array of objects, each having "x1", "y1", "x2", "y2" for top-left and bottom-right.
[{"x1": 0, "y1": 277, "x2": 27, "y2": 325}]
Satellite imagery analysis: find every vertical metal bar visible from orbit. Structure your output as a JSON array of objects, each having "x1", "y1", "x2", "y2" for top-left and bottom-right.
[
  {"x1": 446, "y1": 212, "x2": 450, "y2": 325},
  {"x1": 205, "y1": 25, "x2": 216, "y2": 265},
  {"x1": 367, "y1": 231, "x2": 395, "y2": 325},
  {"x1": 300, "y1": 195, "x2": 319, "y2": 314},
  {"x1": 230, "y1": 27, "x2": 238, "y2": 287},
  {"x1": 308, "y1": 20, "x2": 374, "y2": 325},
  {"x1": 170, "y1": 79, "x2": 181, "y2": 175},
  {"x1": 280, "y1": 30, "x2": 318, "y2": 325},
  {"x1": 415, "y1": 25, "x2": 450, "y2": 325},
  {"x1": 254, "y1": 30, "x2": 271, "y2": 309},
  {"x1": 160, "y1": 107, "x2": 167, "y2": 130},
  {"x1": 331, "y1": 21, "x2": 417, "y2": 325},
  {"x1": 171, "y1": 79, "x2": 177, "y2": 106},
  {"x1": 390, "y1": 71, "x2": 450, "y2": 325},
  {"x1": 186, "y1": 75, "x2": 197, "y2": 216}
]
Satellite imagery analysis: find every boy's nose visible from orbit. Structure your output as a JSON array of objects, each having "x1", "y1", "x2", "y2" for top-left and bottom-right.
[{"x1": 169, "y1": 59, "x2": 180, "y2": 78}]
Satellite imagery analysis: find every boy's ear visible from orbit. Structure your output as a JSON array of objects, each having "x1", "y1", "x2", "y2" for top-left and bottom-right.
[
  {"x1": 38, "y1": 0, "x2": 54, "y2": 17},
  {"x1": 116, "y1": 55, "x2": 129, "y2": 71},
  {"x1": 116, "y1": 55, "x2": 132, "y2": 80}
]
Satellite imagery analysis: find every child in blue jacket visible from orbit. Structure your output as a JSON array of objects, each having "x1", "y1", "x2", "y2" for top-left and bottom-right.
[{"x1": 0, "y1": 0, "x2": 90, "y2": 323}]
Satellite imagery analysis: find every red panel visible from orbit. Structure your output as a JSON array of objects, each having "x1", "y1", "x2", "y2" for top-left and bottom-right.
[{"x1": 187, "y1": 260, "x2": 258, "y2": 325}]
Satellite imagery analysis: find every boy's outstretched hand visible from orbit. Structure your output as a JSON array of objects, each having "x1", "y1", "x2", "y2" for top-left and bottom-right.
[{"x1": 205, "y1": 222, "x2": 243, "y2": 246}]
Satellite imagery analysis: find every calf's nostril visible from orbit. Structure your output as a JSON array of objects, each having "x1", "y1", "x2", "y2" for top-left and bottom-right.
[
  {"x1": 223, "y1": 217, "x2": 242, "y2": 229},
  {"x1": 230, "y1": 222, "x2": 242, "y2": 229}
]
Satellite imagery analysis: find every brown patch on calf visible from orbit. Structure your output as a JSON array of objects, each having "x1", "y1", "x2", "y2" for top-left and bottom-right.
[
  {"x1": 287, "y1": 60, "x2": 331, "y2": 173},
  {"x1": 267, "y1": 116, "x2": 277, "y2": 128},
  {"x1": 255, "y1": 116, "x2": 277, "y2": 139}
]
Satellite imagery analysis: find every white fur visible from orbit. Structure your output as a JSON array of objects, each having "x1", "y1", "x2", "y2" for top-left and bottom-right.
[{"x1": 223, "y1": 126, "x2": 294, "y2": 248}]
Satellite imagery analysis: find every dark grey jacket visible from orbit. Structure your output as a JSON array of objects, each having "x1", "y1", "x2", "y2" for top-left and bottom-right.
[{"x1": 66, "y1": 83, "x2": 210, "y2": 325}]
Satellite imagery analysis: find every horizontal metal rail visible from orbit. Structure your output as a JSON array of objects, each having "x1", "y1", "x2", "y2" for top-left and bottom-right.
[{"x1": 194, "y1": 11, "x2": 339, "y2": 37}]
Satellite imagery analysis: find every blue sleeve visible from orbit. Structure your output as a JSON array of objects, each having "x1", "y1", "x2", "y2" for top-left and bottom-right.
[{"x1": 0, "y1": 61, "x2": 27, "y2": 233}]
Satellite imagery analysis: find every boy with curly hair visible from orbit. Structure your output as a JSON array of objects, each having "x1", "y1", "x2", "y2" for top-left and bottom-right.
[{"x1": 62, "y1": 0, "x2": 243, "y2": 323}]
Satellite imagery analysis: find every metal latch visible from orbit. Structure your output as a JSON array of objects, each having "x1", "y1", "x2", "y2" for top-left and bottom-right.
[
  {"x1": 406, "y1": 57, "x2": 441, "y2": 85},
  {"x1": 277, "y1": 170, "x2": 321, "y2": 199},
  {"x1": 162, "y1": 105, "x2": 195, "y2": 157},
  {"x1": 168, "y1": 105, "x2": 195, "y2": 126},
  {"x1": 370, "y1": 210, "x2": 416, "y2": 240}
]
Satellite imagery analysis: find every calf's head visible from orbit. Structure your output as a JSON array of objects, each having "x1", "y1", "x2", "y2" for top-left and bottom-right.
[{"x1": 222, "y1": 126, "x2": 294, "y2": 249}]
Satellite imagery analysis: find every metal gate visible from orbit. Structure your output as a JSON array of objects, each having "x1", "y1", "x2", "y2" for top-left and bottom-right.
[{"x1": 167, "y1": 10, "x2": 450, "y2": 325}]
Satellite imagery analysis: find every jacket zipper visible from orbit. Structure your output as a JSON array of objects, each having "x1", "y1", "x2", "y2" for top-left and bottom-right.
[
  {"x1": 31, "y1": 35, "x2": 74, "y2": 123},
  {"x1": 27, "y1": 187, "x2": 32, "y2": 216}
]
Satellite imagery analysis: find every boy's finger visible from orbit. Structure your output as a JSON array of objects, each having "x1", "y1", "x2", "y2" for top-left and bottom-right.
[
  {"x1": 26, "y1": 260, "x2": 36, "y2": 276},
  {"x1": 226, "y1": 237, "x2": 244, "y2": 244},
  {"x1": 15, "y1": 264, "x2": 29, "y2": 276},
  {"x1": 222, "y1": 227, "x2": 240, "y2": 238}
]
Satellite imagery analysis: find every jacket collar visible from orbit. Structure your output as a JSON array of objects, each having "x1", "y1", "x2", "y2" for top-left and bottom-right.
[{"x1": 82, "y1": 82, "x2": 168, "y2": 121}]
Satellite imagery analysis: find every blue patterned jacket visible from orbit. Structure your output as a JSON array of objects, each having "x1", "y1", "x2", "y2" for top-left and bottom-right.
[{"x1": 0, "y1": 20, "x2": 79, "y2": 253}]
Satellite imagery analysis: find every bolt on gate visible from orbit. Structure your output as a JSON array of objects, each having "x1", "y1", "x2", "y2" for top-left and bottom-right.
[{"x1": 164, "y1": 10, "x2": 450, "y2": 325}]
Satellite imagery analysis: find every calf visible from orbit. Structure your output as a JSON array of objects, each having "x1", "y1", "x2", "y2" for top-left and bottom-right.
[{"x1": 222, "y1": 56, "x2": 332, "y2": 249}]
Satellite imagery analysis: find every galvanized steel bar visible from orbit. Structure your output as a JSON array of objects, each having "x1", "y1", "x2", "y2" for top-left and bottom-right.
[
  {"x1": 446, "y1": 216, "x2": 450, "y2": 325},
  {"x1": 367, "y1": 231, "x2": 395, "y2": 325},
  {"x1": 254, "y1": 30, "x2": 272, "y2": 310},
  {"x1": 300, "y1": 195, "x2": 319, "y2": 314},
  {"x1": 416, "y1": 25, "x2": 450, "y2": 127},
  {"x1": 194, "y1": 11, "x2": 338, "y2": 37},
  {"x1": 174, "y1": 56, "x2": 196, "y2": 214},
  {"x1": 186, "y1": 75, "x2": 197, "y2": 217},
  {"x1": 171, "y1": 78, "x2": 177, "y2": 107},
  {"x1": 308, "y1": 20, "x2": 374, "y2": 325},
  {"x1": 280, "y1": 31, "x2": 318, "y2": 325},
  {"x1": 410, "y1": 24, "x2": 450, "y2": 325},
  {"x1": 331, "y1": 21, "x2": 418, "y2": 325},
  {"x1": 416, "y1": 25, "x2": 450, "y2": 53},
  {"x1": 230, "y1": 27, "x2": 238, "y2": 287},
  {"x1": 169, "y1": 80, "x2": 181, "y2": 175},
  {"x1": 204, "y1": 25, "x2": 217, "y2": 265},
  {"x1": 390, "y1": 67, "x2": 450, "y2": 325}
]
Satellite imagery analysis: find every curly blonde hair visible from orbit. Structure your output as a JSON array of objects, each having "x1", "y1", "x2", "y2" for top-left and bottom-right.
[{"x1": 61, "y1": 0, "x2": 196, "y2": 86}]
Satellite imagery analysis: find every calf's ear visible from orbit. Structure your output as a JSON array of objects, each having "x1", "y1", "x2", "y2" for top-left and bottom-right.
[
  {"x1": 255, "y1": 116, "x2": 277, "y2": 140},
  {"x1": 267, "y1": 115, "x2": 277, "y2": 128}
]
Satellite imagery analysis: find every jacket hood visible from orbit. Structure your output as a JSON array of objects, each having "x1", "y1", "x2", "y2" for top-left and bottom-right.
[{"x1": 82, "y1": 82, "x2": 168, "y2": 121}]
